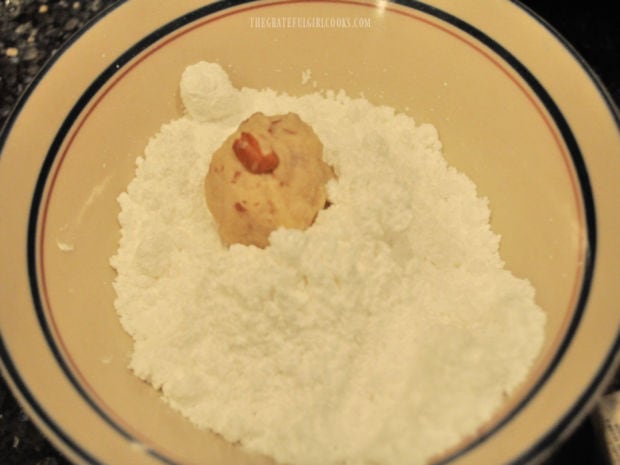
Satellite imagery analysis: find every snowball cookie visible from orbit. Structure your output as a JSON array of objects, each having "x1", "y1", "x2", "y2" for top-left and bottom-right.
[
  {"x1": 180, "y1": 61, "x2": 240, "y2": 122},
  {"x1": 205, "y1": 112, "x2": 334, "y2": 248}
]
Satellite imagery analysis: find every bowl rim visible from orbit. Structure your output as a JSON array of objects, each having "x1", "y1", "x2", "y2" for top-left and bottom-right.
[{"x1": 1, "y1": 1, "x2": 619, "y2": 465}]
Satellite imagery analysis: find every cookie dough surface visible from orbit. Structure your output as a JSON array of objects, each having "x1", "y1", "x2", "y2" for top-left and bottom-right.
[{"x1": 205, "y1": 111, "x2": 334, "y2": 248}]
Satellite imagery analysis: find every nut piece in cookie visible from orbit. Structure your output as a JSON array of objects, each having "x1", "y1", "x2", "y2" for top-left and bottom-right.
[{"x1": 205, "y1": 112, "x2": 334, "y2": 248}]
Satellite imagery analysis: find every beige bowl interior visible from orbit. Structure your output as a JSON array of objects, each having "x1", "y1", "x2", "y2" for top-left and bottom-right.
[{"x1": 1, "y1": 1, "x2": 619, "y2": 465}]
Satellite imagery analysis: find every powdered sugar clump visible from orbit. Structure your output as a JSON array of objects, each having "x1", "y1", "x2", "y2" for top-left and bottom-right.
[{"x1": 111, "y1": 61, "x2": 545, "y2": 465}]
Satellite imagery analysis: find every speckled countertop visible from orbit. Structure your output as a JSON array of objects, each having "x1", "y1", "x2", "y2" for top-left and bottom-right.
[{"x1": 0, "y1": 1, "x2": 618, "y2": 465}]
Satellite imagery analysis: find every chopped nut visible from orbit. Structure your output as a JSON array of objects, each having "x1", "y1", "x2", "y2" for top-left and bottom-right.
[{"x1": 233, "y1": 131, "x2": 279, "y2": 174}]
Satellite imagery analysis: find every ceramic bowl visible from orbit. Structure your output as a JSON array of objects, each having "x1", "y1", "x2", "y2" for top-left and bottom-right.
[{"x1": 1, "y1": 1, "x2": 619, "y2": 464}]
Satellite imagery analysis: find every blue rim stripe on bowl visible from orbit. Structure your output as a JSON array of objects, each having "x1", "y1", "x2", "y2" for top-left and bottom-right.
[
  {"x1": 0, "y1": 1, "x2": 614, "y2": 464},
  {"x1": 392, "y1": 1, "x2": 598, "y2": 463},
  {"x1": 0, "y1": 338, "x2": 106, "y2": 465},
  {"x1": 511, "y1": 0, "x2": 620, "y2": 128},
  {"x1": 19, "y1": 0, "x2": 604, "y2": 463},
  {"x1": 0, "y1": 2, "x2": 132, "y2": 463},
  {"x1": 0, "y1": 2, "x2": 131, "y2": 463}
]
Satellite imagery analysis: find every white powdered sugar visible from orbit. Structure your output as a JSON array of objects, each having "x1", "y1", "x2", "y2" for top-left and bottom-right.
[{"x1": 111, "y1": 61, "x2": 545, "y2": 465}]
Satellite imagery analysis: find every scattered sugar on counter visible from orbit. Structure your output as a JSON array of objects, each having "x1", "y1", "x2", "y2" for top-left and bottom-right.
[{"x1": 111, "y1": 61, "x2": 546, "y2": 465}]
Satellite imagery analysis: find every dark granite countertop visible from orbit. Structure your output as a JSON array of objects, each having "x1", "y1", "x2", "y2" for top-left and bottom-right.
[{"x1": 0, "y1": 1, "x2": 618, "y2": 465}]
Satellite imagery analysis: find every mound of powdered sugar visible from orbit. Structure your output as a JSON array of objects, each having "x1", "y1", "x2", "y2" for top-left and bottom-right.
[{"x1": 110, "y1": 61, "x2": 546, "y2": 465}]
